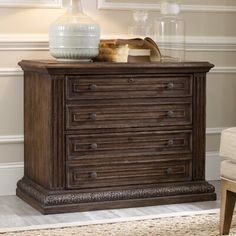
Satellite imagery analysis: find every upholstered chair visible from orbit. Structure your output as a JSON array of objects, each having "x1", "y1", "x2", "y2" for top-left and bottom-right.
[{"x1": 220, "y1": 127, "x2": 236, "y2": 235}]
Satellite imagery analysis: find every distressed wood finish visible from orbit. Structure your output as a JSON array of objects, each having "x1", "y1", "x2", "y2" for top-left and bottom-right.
[
  {"x1": 192, "y1": 73, "x2": 206, "y2": 181},
  {"x1": 66, "y1": 101, "x2": 192, "y2": 130},
  {"x1": 66, "y1": 75, "x2": 192, "y2": 100},
  {"x1": 51, "y1": 77, "x2": 66, "y2": 190},
  {"x1": 17, "y1": 60, "x2": 216, "y2": 214},
  {"x1": 66, "y1": 130, "x2": 192, "y2": 161},
  {"x1": 23, "y1": 71, "x2": 52, "y2": 189},
  {"x1": 66, "y1": 160, "x2": 192, "y2": 189},
  {"x1": 220, "y1": 178, "x2": 236, "y2": 235}
]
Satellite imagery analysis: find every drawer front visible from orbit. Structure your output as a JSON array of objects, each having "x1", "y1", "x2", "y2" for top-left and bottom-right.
[
  {"x1": 66, "y1": 75, "x2": 192, "y2": 100},
  {"x1": 66, "y1": 160, "x2": 192, "y2": 189},
  {"x1": 66, "y1": 101, "x2": 192, "y2": 130},
  {"x1": 66, "y1": 131, "x2": 192, "y2": 161}
]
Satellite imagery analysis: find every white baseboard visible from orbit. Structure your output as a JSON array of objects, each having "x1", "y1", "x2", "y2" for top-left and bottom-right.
[
  {"x1": 0, "y1": 152, "x2": 219, "y2": 196},
  {"x1": 0, "y1": 128, "x2": 226, "y2": 145},
  {"x1": 206, "y1": 151, "x2": 220, "y2": 181},
  {"x1": 0, "y1": 162, "x2": 23, "y2": 196},
  {"x1": 0, "y1": 135, "x2": 24, "y2": 144}
]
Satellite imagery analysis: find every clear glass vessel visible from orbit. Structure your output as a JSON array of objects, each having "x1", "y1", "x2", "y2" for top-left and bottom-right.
[
  {"x1": 155, "y1": 0, "x2": 185, "y2": 61},
  {"x1": 128, "y1": 10, "x2": 151, "y2": 38},
  {"x1": 49, "y1": 0, "x2": 100, "y2": 62}
]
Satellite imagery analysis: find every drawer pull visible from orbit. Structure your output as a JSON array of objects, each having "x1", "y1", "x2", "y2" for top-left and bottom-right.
[
  {"x1": 167, "y1": 139, "x2": 174, "y2": 147},
  {"x1": 89, "y1": 84, "x2": 97, "y2": 91},
  {"x1": 89, "y1": 113, "x2": 97, "y2": 121},
  {"x1": 128, "y1": 78, "x2": 135, "y2": 83},
  {"x1": 90, "y1": 172, "x2": 98, "y2": 179},
  {"x1": 167, "y1": 110, "x2": 174, "y2": 117},
  {"x1": 90, "y1": 143, "x2": 98, "y2": 150},
  {"x1": 166, "y1": 168, "x2": 173, "y2": 175},
  {"x1": 166, "y1": 82, "x2": 174, "y2": 90}
]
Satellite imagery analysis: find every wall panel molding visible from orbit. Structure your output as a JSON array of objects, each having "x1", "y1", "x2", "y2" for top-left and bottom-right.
[
  {"x1": 211, "y1": 67, "x2": 236, "y2": 74},
  {"x1": 0, "y1": 68, "x2": 23, "y2": 77},
  {"x1": 0, "y1": 66, "x2": 235, "y2": 78},
  {"x1": 0, "y1": 0, "x2": 61, "y2": 8},
  {"x1": 0, "y1": 35, "x2": 48, "y2": 51},
  {"x1": 0, "y1": 129, "x2": 225, "y2": 145},
  {"x1": 0, "y1": 135, "x2": 24, "y2": 144},
  {"x1": 206, "y1": 127, "x2": 227, "y2": 135},
  {"x1": 0, "y1": 34, "x2": 236, "y2": 52},
  {"x1": 185, "y1": 36, "x2": 236, "y2": 52},
  {"x1": 98, "y1": 0, "x2": 236, "y2": 13}
]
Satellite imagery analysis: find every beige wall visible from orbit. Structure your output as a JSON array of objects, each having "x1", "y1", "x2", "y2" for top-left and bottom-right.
[{"x1": 0, "y1": 0, "x2": 236, "y2": 164}]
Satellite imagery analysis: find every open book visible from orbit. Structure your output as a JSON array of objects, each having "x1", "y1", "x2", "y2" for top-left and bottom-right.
[{"x1": 95, "y1": 37, "x2": 161, "y2": 63}]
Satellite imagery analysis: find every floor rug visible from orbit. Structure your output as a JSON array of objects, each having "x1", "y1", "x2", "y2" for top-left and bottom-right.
[{"x1": 1, "y1": 211, "x2": 236, "y2": 236}]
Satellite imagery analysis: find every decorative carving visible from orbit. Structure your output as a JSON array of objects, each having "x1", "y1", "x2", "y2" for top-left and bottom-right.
[
  {"x1": 192, "y1": 73, "x2": 206, "y2": 181},
  {"x1": 51, "y1": 77, "x2": 65, "y2": 189},
  {"x1": 17, "y1": 179, "x2": 45, "y2": 204},
  {"x1": 17, "y1": 178, "x2": 215, "y2": 207}
]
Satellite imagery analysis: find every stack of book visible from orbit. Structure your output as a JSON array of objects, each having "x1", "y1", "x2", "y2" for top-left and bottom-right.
[{"x1": 95, "y1": 37, "x2": 161, "y2": 63}]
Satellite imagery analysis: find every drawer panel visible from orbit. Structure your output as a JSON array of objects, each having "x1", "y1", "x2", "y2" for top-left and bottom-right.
[
  {"x1": 66, "y1": 131, "x2": 192, "y2": 161},
  {"x1": 66, "y1": 102, "x2": 192, "y2": 130},
  {"x1": 66, "y1": 75, "x2": 192, "y2": 100},
  {"x1": 66, "y1": 160, "x2": 192, "y2": 189}
]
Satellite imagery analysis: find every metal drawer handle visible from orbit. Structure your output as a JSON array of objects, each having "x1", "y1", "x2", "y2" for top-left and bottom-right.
[
  {"x1": 167, "y1": 139, "x2": 174, "y2": 147},
  {"x1": 166, "y1": 168, "x2": 173, "y2": 175},
  {"x1": 166, "y1": 82, "x2": 174, "y2": 90},
  {"x1": 167, "y1": 110, "x2": 174, "y2": 117},
  {"x1": 89, "y1": 113, "x2": 97, "y2": 121},
  {"x1": 89, "y1": 84, "x2": 97, "y2": 91},
  {"x1": 128, "y1": 78, "x2": 135, "y2": 83},
  {"x1": 90, "y1": 172, "x2": 98, "y2": 179},
  {"x1": 90, "y1": 143, "x2": 98, "y2": 150}
]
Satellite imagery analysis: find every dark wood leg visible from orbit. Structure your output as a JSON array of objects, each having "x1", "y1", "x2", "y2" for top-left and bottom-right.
[{"x1": 220, "y1": 179, "x2": 236, "y2": 235}]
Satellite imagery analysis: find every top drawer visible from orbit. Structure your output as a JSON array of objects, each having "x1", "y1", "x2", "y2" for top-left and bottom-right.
[{"x1": 66, "y1": 75, "x2": 192, "y2": 100}]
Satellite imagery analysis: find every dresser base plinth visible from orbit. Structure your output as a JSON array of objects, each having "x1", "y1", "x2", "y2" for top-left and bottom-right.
[{"x1": 16, "y1": 178, "x2": 216, "y2": 215}]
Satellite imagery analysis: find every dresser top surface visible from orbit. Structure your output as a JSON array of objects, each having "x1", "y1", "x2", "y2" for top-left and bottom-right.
[
  {"x1": 19, "y1": 60, "x2": 213, "y2": 68},
  {"x1": 19, "y1": 60, "x2": 214, "y2": 75}
]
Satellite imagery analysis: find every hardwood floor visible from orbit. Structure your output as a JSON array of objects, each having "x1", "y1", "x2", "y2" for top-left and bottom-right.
[{"x1": 0, "y1": 181, "x2": 221, "y2": 230}]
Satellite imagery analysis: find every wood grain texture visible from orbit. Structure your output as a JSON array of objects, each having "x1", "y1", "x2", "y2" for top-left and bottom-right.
[
  {"x1": 220, "y1": 179, "x2": 236, "y2": 235},
  {"x1": 192, "y1": 73, "x2": 206, "y2": 181},
  {"x1": 17, "y1": 60, "x2": 216, "y2": 214},
  {"x1": 66, "y1": 101, "x2": 192, "y2": 130},
  {"x1": 23, "y1": 71, "x2": 52, "y2": 189},
  {"x1": 66, "y1": 130, "x2": 192, "y2": 161},
  {"x1": 66, "y1": 75, "x2": 192, "y2": 100},
  {"x1": 51, "y1": 76, "x2": 66, "y2": 190},
  {"x1": 66, "y1": 160, "x2": 192, "y2": 189}
]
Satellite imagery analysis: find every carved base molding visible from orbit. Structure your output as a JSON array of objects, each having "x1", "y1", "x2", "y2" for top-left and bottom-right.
[{"x1": 17, "y1": 177, "x2": 216, "y2": 214}]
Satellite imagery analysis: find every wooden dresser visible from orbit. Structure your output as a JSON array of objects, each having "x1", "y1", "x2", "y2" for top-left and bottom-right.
[{"x1": 17, "y1": 60, "x2": 216, "y2": 214}]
